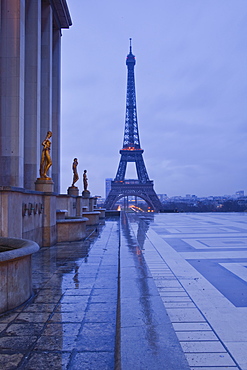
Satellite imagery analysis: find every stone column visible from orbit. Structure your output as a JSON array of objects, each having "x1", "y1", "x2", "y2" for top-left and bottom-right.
[
  {"x1": 52, "y1": 28, "x2": 61, "y2": 193},
  {"x1": 40, "y1": 0, "x2": 52, "y2": 166},
  {"x1": 0, "y1": 0, "x2": 25, "y2": 187},
  {"x1": 24, "y1": 0, "x2": 41, "y2": 190}
]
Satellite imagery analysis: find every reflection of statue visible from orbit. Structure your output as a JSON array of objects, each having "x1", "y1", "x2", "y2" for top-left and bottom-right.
[
  {"x1": 72, "y1": 158, "x2": 79, "y2": 187},
  {"x1": 40, "y1": 131, "x2": 52, "y2": 179},
  {"x1": 83, "y1": 170, "x2": 88, "y2": 191}
]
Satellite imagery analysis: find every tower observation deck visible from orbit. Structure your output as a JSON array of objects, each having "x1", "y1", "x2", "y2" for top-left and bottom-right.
[{"x1": 104, "y1": 40, "x2": 163, "y2": 212}]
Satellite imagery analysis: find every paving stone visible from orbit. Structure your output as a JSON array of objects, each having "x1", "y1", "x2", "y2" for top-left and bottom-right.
[
  {"x1": 34, "y1": 335, "x2": 76, "y2": 351},
  {"x1": 0, "y1": 323, "x2": 7, "y2": 333},
  {"x1": 0, "y1": 336, "x2": 37, "y2": 351},
  {"x1": 15, "y1": 312, "x2": 51, "y2": 323},
  {"x1": 224, "y1": 341, "x2": 247, "y2": 370},
  {"x1": 153, "y1": 280, "x2": 182, "y2": 288},
  {"x1": 25, "y1": 352, "x2": 71, "y2": 370},
  {"x1": 69, "y1": 351, "x2": 115, "y2": 370},
  {"x1": 54, "y1": 302, "x2": 88, "y2": 312},
  {"x1": 155, "y1": 286, "x2": 185, "y2": 291},
  {"x1": 60, "y1": 295, "x2": 90, "y2": 304},
  {"x1": 172, "y1": 322, "x2": 211, "y2": 331},
  {"x1": 166, "y1": 308, "x2": 206, "y2": 323},
  {"x1": 175, "y1": 330, "x2": 219, "y2": 342},
  {"x1": 76, "y1": 323, "x2": 116, "y2": 351},
  {"x1": 49, "y1": 311, "x2": 85, "y2": 323},
  {"x1": 5, "y1": 323, "x2": 44, "y2": 336},
  {"x1": 165, "y1": 302, "x2": 196, "y2": 308},
  {"x1": 84, "y1": 309, "x2": 117, "y2": 323},
  {"x1": 65, "y1": 288, "x2": 91, "y2": 296},
  {"x1": 185, "y1": 352, "x2": 236, "y2": 367},
  {"x1": 43, "y1": 323, "x2": 81, "y2": 336},
  {"x1": 161, "y1": 296, "x2": 192, "y2": 302},
  {"x1": 34, "y1": 293, "x2": 62, "y2": 304},
  {"x1": 90, "y1": 293, "x2": 117, "y2": 303},
  {"x1": 86, "y1": 302, "x2": 116, "y2": 312},
  {"x1": 181, "y1": 340, "x2": 227, "y2": 353},
  {"x1": 0, "y1": 353, "x2": 23, "y2": 370},
  {"x1": 0, "y1": 313, "x2": 18, "y2": 323},
  {"x1": 157, "y1": 291, "x2": 189, "y2": 296},
  {"x1": 22, "y1": 303, "x2": 57, "y2": 313}
]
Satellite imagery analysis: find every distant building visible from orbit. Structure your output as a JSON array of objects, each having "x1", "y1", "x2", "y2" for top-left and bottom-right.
[
  {"x1": 236, "y1": 190, "x2": 245, "y2": 197},
  {"x1": 157, "y1": 194, "x2": 168, "y2": 202},
  {"x1": 105, "y1": 178, "x2": 113, "y2": 198}
]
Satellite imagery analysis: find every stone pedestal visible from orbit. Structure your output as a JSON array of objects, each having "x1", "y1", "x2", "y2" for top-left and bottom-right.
[
  {"x1": 94, "y1": 208, "x2": 106, "y2": 219},
  {"x1": 89, "y1": 196, "x2": 97, "y2": 212},
  {"x1": 35, "y1": 178, "x2": 54, "y2": 192},
  {"x1": 76, "y1": 197, "x2": 82, "y2": 217},
  {"x1": 67, "y1": 186, "x2": 79, "y2": 196},
  {"x1": 82, "y1": 211, "x2": 100, "y2": 226},
  {"x1": 56, "y1": 210, "x2": 68, "y2": 220},
  {"x1": 43, "y1": 194, "x2": 57, "y2": 246},
  {"x1": 56, "y1": 194, "x2": 76, "y2": 218},
  {"x1": 82, "y1": 190, "x2": 90, "y2": 198},
  {"x1": 57, "y1": 217, "x2": 88, "y2": 242},
  {"x1": 82, "y1": 191, "x2": 90, "y2": 215}
]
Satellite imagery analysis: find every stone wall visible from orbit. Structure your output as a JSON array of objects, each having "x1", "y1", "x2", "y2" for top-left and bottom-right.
[
  {"x1": 0, "y1": 187, "x2": 103, "y2": 247},
  {"x1": 0, "y1": 187, "x2": 56, "y2": 247}
]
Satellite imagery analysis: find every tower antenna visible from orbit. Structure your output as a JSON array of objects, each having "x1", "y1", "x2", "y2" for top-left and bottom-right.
[{"x1": 129, "y1": 38, "x2": 132, "y2": 53}]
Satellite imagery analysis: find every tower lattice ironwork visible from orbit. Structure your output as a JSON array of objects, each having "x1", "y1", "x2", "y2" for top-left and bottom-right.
[{"x1": 104, "y1": 40, "x2": 163, "y2": 212}]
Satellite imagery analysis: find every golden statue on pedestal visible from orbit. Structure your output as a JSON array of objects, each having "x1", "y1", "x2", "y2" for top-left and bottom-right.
[
  {"x1": 40, "y1": 131, "x2": 52, "y2": 179},
  {"x1": 72, "y1": 158, "x2": 79, "y2": 187}
]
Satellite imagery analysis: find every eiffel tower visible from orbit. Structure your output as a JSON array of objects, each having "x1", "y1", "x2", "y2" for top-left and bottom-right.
[{"x1": 104, "y1": 40, "x2": 163, "y2": 212}]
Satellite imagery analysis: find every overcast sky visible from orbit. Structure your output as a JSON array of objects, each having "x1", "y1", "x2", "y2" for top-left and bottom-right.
[{"x1": 61, "y1": 0, "x2": 247, "y2": 198}]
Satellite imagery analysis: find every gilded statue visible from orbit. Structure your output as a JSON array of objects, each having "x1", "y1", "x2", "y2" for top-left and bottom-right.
[
  {"x1": 83, "y1": 170, "x2": 88, "y2": 191},
  {"x1": 72, "y1": 158, "x2": 79, "y2": 187},
  {"x1": 40, "y1": 131, "x2": 52, "y2": 179}
]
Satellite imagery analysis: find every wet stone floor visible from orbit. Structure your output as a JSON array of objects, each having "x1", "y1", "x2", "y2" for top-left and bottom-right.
[
  {"x1": 0, "y1": 221, "x2": 120, "y2": 370},
  {"x1": 2, "y1": 212, "x2": 242, "y2": 370}
]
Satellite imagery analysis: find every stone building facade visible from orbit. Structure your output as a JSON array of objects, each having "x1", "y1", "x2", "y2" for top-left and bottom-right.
[
  {"x1": 0, "y1": 0, "x2": 73, "y2": 246},
  {"x1": 0, "y1": 0, "x2": 72, "y2": 192}
]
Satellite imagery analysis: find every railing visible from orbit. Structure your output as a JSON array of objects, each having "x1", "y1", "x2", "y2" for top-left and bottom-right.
[{"x1": 112, "y1": 179, "x2": 153, "y2": 185}]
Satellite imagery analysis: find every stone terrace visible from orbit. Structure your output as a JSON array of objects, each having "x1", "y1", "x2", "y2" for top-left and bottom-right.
[{"x1": 0, "y1": 212, "x2": 246, "y2": 369}]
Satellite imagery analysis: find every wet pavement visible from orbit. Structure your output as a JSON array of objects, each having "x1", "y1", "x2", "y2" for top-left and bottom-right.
[
  {"x1": 127, "y1": 212, "x2": 247, "y2": 370},
  {"x1": 120, "y1": 212, "x2": 190, "y2": 369},
  {"x1": 0, "y1": 221, "x2": 119, "y2": 370},
  {"x1": 1, "y1": 212, "x2": 246, "y2": 369}
]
